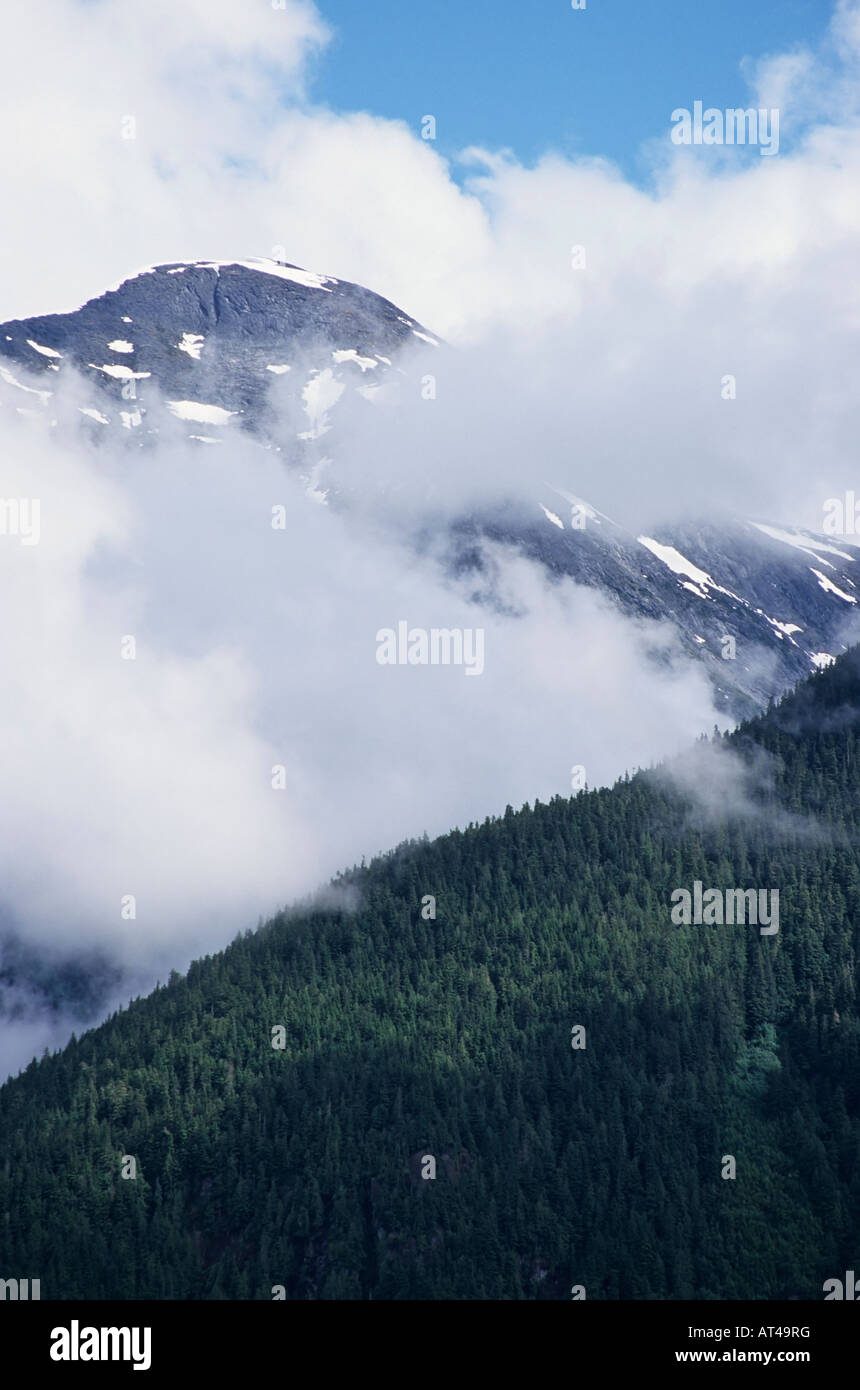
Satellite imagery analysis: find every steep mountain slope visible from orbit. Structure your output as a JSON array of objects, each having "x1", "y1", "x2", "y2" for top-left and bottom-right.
[
  {"x1": 1, "y1": 258, "x2": 856, "y2": 717},
  {"x1": 455, "y1": 502, "x2": 860, "y2": 716},
  {"x1": 2, "y1": 651, "x2": 859, "y2": 1299},
  {"x1": 0, "y1": 257, "x2": 437, "y2": 446}
]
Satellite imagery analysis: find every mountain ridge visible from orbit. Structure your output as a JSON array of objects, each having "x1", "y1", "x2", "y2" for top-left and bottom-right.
[{"x1": 2, "y1": 258, "x2": 857, "y2": 718}]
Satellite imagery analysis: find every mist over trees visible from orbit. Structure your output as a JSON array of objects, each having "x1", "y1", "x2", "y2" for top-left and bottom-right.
[{"x1": 1, "y1": 655, "x2": 859, "y2": 1299}]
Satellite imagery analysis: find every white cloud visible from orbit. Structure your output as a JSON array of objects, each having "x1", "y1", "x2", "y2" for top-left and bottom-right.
[
  {"x1": 0, "y1": 0, "x2": 329, "y2": 317},
  {"x1": 0, "y1": 382, "x2": 722, "y2": 1074}
]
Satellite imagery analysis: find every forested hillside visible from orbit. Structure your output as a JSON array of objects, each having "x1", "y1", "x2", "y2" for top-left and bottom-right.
[{"x1": 2, "y1": 654, "x2": 860, "y2": 1299}]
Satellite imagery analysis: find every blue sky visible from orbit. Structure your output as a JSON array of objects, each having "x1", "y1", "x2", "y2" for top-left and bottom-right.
[{"x1": 312, "y1": 0, "x2": 831, "y2": 178}]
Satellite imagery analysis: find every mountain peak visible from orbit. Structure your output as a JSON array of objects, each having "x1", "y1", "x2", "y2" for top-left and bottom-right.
[{"x1": 0, "y1": 256, "x2": 439, "y2": 444}]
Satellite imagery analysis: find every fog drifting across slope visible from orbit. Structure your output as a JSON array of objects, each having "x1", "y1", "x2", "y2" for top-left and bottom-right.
[{"x1": 0, "y1": 367, "x2": 723, "y2": 1076}]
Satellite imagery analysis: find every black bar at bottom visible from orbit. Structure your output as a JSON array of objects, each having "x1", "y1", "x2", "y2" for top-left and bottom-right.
[{"x1": 1, "y1": 1299, "x2": 853, "y2": 1376}]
